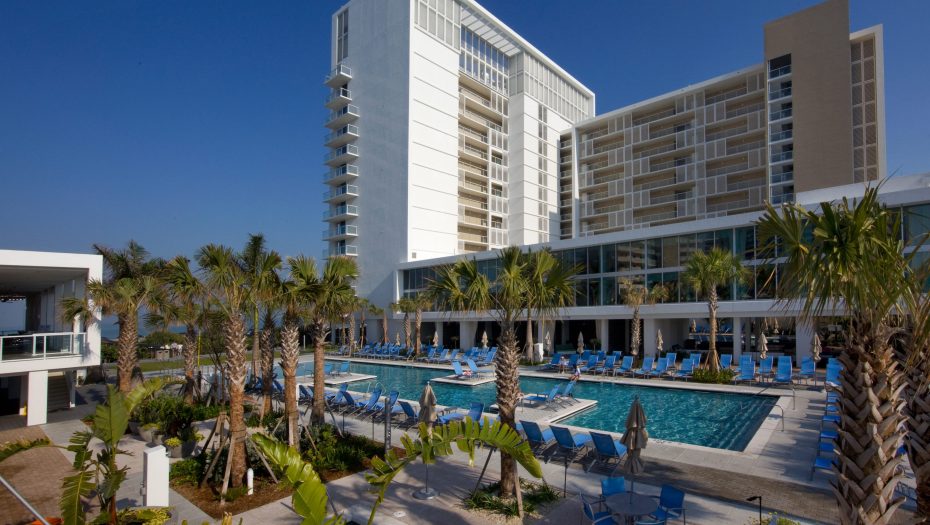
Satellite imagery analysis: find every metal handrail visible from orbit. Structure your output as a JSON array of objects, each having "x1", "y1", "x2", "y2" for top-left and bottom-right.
[{"x1": 0, "y1": 474, "x2": 51, "y2": 525}]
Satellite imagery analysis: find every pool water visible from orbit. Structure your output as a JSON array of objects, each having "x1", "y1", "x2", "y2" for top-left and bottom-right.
[{"x1": 289, "y1": 360, "x2": 776, "y2": 451}]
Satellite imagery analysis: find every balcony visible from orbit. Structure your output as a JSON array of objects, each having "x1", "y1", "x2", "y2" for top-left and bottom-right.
[
  {"x1": 325, "y1": 184, "x2": 359, "y2": 203},
  {"x1": 325, "y1": 87, "x2": 352, "y2": 109},
  {"x1": 325, "y1": 124, "x2": 359, "y2": 148},
  {"x1": 770, "y1": 129, "x2": 793, "y2": 142},
  {"x1": 459, "y1": 144, "x2": 488, "y2": 164},
  {"x1": 325, "y1": 244, "x2": 358, "y2": 257},
  {"x1": 326, "y1": 104, "x2": 360, "y2": 129},
  {"x1": 325, "y1": 144, "x2": 359, "y2": 167},
  {"x1": 769, "y1": 108, "x2": 793, "y2": 121},
  {"x1": 769, "y1": 65, "x2": 791, "y2": 79},
  {"x1": 771, "y1": 150, "x2": 794, "y2": 163},
  {"x1": 458, "y1": 196, "x2": 488, "y2": 211},
  {"x1": 0, "y1": 332, "x2": 86, "y2": 362},
  {"x1": 769, "y1": 86, "x2": 792, "y2": 100},
  {"x1": 771, "y1": 170, "x2": 794, "y2": 184},
  {"x1": 324, "y1": 64, "x2": 352, "y2": 87},
  {"x1": 323, "y1": 224, "x2": 358, "y2": 241},
  {"x1": 725, "y1": 103, "x2": 764, "y2": 120},
  {"x1": 323, "y1": 204, "x2": 359, "y2": 222},
  {"x1": 458, "y1": 175, "x2": 487, "y2": 196},
  {"x1": 324, "y1": 163, "x2": 359, "y2": 185}
]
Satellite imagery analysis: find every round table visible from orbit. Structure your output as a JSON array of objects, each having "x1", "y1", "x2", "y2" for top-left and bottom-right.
[{"x1": 605, "y1": 493, "x2": 657, "y2": 523}]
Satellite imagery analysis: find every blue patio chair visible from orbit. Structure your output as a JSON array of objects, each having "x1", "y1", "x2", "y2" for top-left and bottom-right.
[
  {"x1": 600, "y1": 476, "x2": 627, "y2": 498},
  {"x1": 333, "y1": 390, "x2": 357, "y2": 412},
  {"x1": 298, "y1": 385, "x2": 313, "y2": 405},
  {"x1": 439, "y1": 402, "x2": 484, "y2": 424},
  {"x1": 647, "y1": 358, "x2": 670, "y2": 378},
  {"x1": 614, "y1": 355, "x2": 634, "y2": 376},
  {"x1": 372, "y1": 390, "x2": 402, "y2": 419},
  {"x1": 740, "y1": 354, "x2": 752, "y2": 366},
  {"x1": 596, "y1": 350, "x2": 607, "y2": 362},
  {"x1": 798, "y1": 357, "x2": 816, "y2": 384},
  {"x1": 719, "y1": 354, "x2": 733, "y2": 369},
  {"x1": 541, "y1": 354, "x2": 561, "y2": 371},
  {"x1": 325, "y1": 383, "x2": 349, "y2": 405},
  {"x1": 664, "y1": 352, "x2": 678, "y2": 370},
  {"x1": 336, "y1": 361, "x2": 350, "y2": 376},
  {"x1": 689, "y1": 353, "x2": 702, "y2": 368},
  {"x1": 272, "y1": 380, "x2": 285, "y2": 399},
  {"x1": 758, "y1": 356, "x2": 774, "y2": 378},
  {"x1": 580, "y1": 356, "x2": 601, "y2": 374},
  {"x1": 520, "y1": 420, "x2": 555, "y2": 453},
  {"x1": 595, "y1": 355, "x2": 616, "y2": 375},
  {"x1": 549, "y1": 425, "x2": 593, "y2": 464},
  {"x1": 476, "y1": 347, "x2": 497, "y2": 366},
  {"x1": 398, "y1": 400, "x2": 419, "y2": 428},
  {"x1": 351, "y1": 387, "x2": 382, "y2": 416},
  {"x1": 586, "y1": 431, "x2": 628, "y2": 474},
  {"x1": 566, "y1": 354, "x2": 581, "y2": 370},
  {"x1": 418, "y1": 348, "x2": 436, "y2": 362},
  {"x1": 555, "y1": 380, "x2": 577, "y2": 404},
  {"x1": 673, "y1": 359, "x2": 694, "y2": 380},
  {"x1": 811, "y1": 451, "x2": 835, "y2": 480},
  {"x1": 825, "y1": 363, "x2": 842, "y2": 390},
  {"x1": 525, "y1": 384, "x2": 561, "y2": 406},
  {"x1": 582, "y1": 494, "x2": 619, "y2": 525},
  {"x1": 645, "y1": 484, "x2": 686, "y2": 524},
  {"x1": 452, "y1": 360, "x2": 467, "y2": 379},
  {"x1": 633, "y1": 357, "x2": 655, "y2": 378},
  {"x1": 579, "y1": 350, "x2": 592, "y2": 364},
  {"x1": 466, "y1": 358, "x2": 486, "y2": 378},
  {"x1": 773, "y1": 356, "x2": 794, "y2": 384},
  {"x1": 733, "y1": 361, "x2": 756, "y2": 384}
]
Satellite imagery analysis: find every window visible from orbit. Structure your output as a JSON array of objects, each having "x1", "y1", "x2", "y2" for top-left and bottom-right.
[
  {"x1": 905, "y1": 204, "x2": 930, "y2": 246},
  {"x1": 336, "y1": 10, "x2": 349, "y2": 61},
  {"x1": 735, "y1": 227, "x2": 756, "y2": 260},
  {"x1": 601, "y1": 244, "x2": 616, "y2": 273},
  {"x1": 587, "y1": 246, "x2": 601, "y2": 274},
  {"x1": 661, "y1": 237, "x2": 678, "y2": 268},
  {"x1": 646, "y1": 238, "x2": 662, "y2": 270}
]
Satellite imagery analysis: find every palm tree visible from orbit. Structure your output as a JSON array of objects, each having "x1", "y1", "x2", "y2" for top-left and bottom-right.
[
  {"x1": 757, "y1": 187, "x2": 910, "y2": 524},
  {"x1": 357, "y1": 297, "x2": 371, "y2": 350},
  {"x1": 392, "y1": 297, "x2": 416, "y2": 352},
  {"x1": 238, "y1": 234, "x2": 282, "y2": 388},
  {"x1": 346, "y1": 295, "x2": 359, "y2": 355},
  {"x1": 278, "y1": 255, "x2": 319, "y2": 447},
  {"x1": 367, "y1": 303, "x2": 386, "y2": 344},
  {"x1": 523, "y1": 249, "x2": 580, "y2": 362},
  {"x1": 196, "y1": 244, "x2": 251, "y2": 489},
  {"x1": 89, "y1": 242, "x2": 166, "y2": 393},
  {"x1": 408, "y1": 294, "x2": 432, "y2": 359},
  {"x1": 619, "y1": 279, "x2": 668, "y2": 357},
  {"x1": 259, "y1": 307, "x2": 278, "y2": 415},
  {"x1": 681, "y1": 247, "x2": 747, "y2": 372},
  {"x1": 152, "y1": 256, "x2": 205, "y2": 403},
  {"x1": 427, "y1": 246, "x2": 577, "y2": 508},
  {"x1": 304, "y1": 256, "x2": 358, "y2": 424}
]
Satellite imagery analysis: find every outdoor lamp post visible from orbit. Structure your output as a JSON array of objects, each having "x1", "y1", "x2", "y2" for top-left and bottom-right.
[{"x1": 746, "y1": 495, "x2": 762, "y2": 524}]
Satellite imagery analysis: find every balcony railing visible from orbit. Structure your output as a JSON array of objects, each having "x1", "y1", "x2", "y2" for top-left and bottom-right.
[
  {"x1": 324, "y1": 64, "x2": 352, "y2": 87},
  {"x1": 325, "y1": 244, "x2": 358, "y2": 257},
  {"x1": 325, "y1": 184, "x2": 359, "y2": 201},
  {"x1": 771, "y1": 170, "x2": 794, "y2": 184},
  {"x1": 325, "y1": 143, "x2": 359, "y2": 165},
  {"x1": 324, "y1": 164, "x2": 359, "y2": 183},
  {"x1": 725, "y1": 103, "x2": 764, "y2": 120},
  {"x1": 769, "y1": 87, "x2": 792, "y2": 100},
  {"x1": 769, "y1": 108, "x2": 793, "y2": 121},
  {"x1": 323, "y1": 225, "x2": 358, "y2": 239},
  {"x1": 0, "y1": 332, "x2": 85, "y2": 361},
  {"x1": 770, "y1": 129, "x2": 793, "y2": 142},
  {"x1": 325, "y1": 87, "x2": 352, "y2": 109},
  {"x1": 769, "y1": 65, "x2": 791, "y2": 79},
  {"x1": 323, "y1": 205, "x2": 359, "y2": 220},
  {"x1": 771, "y1": 150, "x2": 794, "y2": 163},
  {"x1": 326, "y1": 105, "x2": 360, "y2": 128}
]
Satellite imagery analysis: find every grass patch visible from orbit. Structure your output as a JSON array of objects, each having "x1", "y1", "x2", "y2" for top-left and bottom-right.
[
  {"x1": 691, "y1": 367, "x2": 736, "y2": 384},
  {"x1": 464, "y1": 480, "x2": 560, "y2": 517}
]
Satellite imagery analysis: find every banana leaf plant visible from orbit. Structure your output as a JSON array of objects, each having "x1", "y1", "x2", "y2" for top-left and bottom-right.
[
  {"x1": 252, "y1": 417, "x2": 542, "y2": 525},
  {"x1": 61, "y1": 377, "x2": 179, "y2": 525}
]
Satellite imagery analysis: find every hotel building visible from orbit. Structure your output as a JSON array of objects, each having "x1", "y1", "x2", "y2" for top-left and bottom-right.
[{"x1": 324, "y1": 0, "x2": 898, "y2": 362}]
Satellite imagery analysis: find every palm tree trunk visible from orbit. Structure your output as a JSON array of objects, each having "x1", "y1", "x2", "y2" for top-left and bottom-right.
[
  {"x1": 414, "y1": 309, "x2": 422, "y2": 358},
  {"x1": 117, "y1": 313, "x2": 138, "y2": 393},
  {"x1": 903, "y1": 352, "x2": 930, "y2": 522},
  {"x1": 251, "y1": 309, "x2": 260, "y2": 380},
  {"x1": 832, "y1": 321, "x2": 906, "y2": 524},
  {"x1": 261, "y1": 324, "x2": 275, "y2": 415},
  {"x1": 403, "y1": 313, "x2": 411, "y2": 352},
  {"x1": 349, "y1": 314, "x2": 357, "y2": 356},
  {"x1": 183, "y1": 325, "x2": 197, "y2": 404},
  {"x1": 495, "y1": 323, "x2": 523, "y2": 509},
  {"x1": 382, "y1": 312, "x2": 388, "y2": 344},
  {"x1": 525, "y1": 316, "x2": 534, "y2": 362},
  {"x1": 224, "y1": 315, "x2": 248, "y2": 488},
  {"x1": 280, "y1": 321, "x2": 300, "y2": 449},
  {"x1": 360, "y1": 310, "x2": 367, "y2": 350},
  {"x1": 707, "y1": 289, "x2": 720, "y2": 372},
  {"x1": 631, "y1": 307, "x2": 641, "y2": 356},
  {"x1": 311, "y1": 321, "x2": 327, "y2": 424}
]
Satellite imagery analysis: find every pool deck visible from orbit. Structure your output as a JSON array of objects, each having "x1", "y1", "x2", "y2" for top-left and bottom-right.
[
  {"x1": 309, "y1": 372, "x2": 378, "y2": 385},
  {"x1": 432, "y1": 374, "x2": 496, "y2": 386}
]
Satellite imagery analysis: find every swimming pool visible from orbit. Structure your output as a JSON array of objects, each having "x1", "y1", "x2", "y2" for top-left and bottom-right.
[{"x1": 292, "y1": 360, "x2": 777, "y2": 451}]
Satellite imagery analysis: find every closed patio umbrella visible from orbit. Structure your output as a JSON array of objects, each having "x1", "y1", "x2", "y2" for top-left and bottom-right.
[
  {"x1": 656, "y1": 329, "x2": 664, "y2": 355},
  {"x1": 621, "y1": 395, "x2": 648, "y2": 493},
  {"x1": 544, "y1": 331, "x2": 552, "y2": 356},
  {"x1": 759, "y1": 332, "x2": 769, "y2": 360},
  {"x1": 577, "y1": 331, "x2": 584, "y2": 353},
  {"x1": 395, "y1": 332, "x2": 401, "y2": 346},
  {"x1": 414, "y1": 382, "x2": 439, "y2": 500},
  {"x1": 481, "y1": 330, "x2": 489, "y2": 349},
  {"x1": 689, "y1": 319, "x2": 696, "y2": 333},
  {"x1": 812, "y1": 333, "x2": 822, "y2": 363},
  {"x1": 432, "y1": 331, "x2": 439, "y2": 347}
]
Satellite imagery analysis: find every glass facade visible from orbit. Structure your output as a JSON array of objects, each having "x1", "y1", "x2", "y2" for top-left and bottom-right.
[{"x1": 459, "y1": 27, "x2": 509, "y2": 94}]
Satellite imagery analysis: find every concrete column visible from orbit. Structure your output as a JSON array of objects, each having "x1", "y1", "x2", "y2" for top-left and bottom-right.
[
  {"x1": 459, "y1": 321, "x2": 477, "y2": 350},
  {"x1": 27, "y1": 370, "x2": 48, "y2": 426},
  {"x1": 66, "y1": 371, "x2": 76, "y2": 408},
  {"x1": 19, "y1": 376, "x2": 28, "y2": 416},
  {"x1": 597, "y1": 319, "x2": 610, "y2": 352},
  {"x1": 732, "y1": 317, "x2": 743, "y2": 361},
  {"x1": 643, "y1": 318, "x2": 658, "y2": 358},
  {"x1": 795, "y1": 318, "x2": 814, "y2": 364}
]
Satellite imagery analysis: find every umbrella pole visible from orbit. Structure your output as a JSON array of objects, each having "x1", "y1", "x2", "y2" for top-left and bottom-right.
[
  {"x1": 563, "y1": 454, "x2": 569, "y2": 496},
  {"x1": 472, "y1": 448, "x2": 495, "y2": 496},
  {"x1": 413, "y1": 462, "x2": 439, "y2": 500}
]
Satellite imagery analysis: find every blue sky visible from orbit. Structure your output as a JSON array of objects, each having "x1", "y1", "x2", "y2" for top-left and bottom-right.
[{"x1": 1, "y1": 0, "x2": 928, "y2": 265}]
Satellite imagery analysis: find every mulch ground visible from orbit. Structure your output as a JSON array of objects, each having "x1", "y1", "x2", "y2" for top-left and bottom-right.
[
  {"x1": 172, "y1": 478, "x2": 294, "y2": 519},
  {"x1": 0, "y1": 426, "x2": 73, "y2": 525}
]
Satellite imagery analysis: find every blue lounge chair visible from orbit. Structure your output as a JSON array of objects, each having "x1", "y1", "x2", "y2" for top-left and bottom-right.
[
  {"x1": 272, "y1": 380, "x2": 285, "y2": 399},
  {"x1": 438, "y1": 402, "x2": 484, "y2": 424},
  {"x1": 323, "y1": 363, "x2": 335, "y2": 376},
  {"x1": 798, "y1": 357, "x2": 816, "y2": 384},
  {"x1": 476, "y1": 348, "x2": 497, "y2": 366},
  {"x1": 734, "y1": 361, "x2": 756, "y2": 384},
  {"x1": 520, "y1": 420, "x2": 555, "y2": 453},
  {"x1": 333, "y1": 390, "x2": 357, "y2": 412},
  {"x1": 772, "y1": 356, "x2": 794, "y2": 384},
  {"x1": 555, "y1": 380, "x2": 576, "y2": 405},
  {"x1": 578, "y1": 350, "x2": 592, "y2": 365},
  {"x1": 525, "y1": 384, "x2": 561, "y2": 407},
  {"x1": 452, "y1": 360, "x2": 467, "y2": 379},
  {"x1": 466, "y1": 359, "x2": 486, "y2": 379},
  {"x1": 428, "y1": 348, "x2": 449, "y2": 363},
  {"x1": 758, "y1": 356, "x2": 774, "y2": 379},
  {"x1": 580, "y1": 356, "x2": 600, "y2": 374},
  {"x1": 719, "y1": 354, "x2": 733, "y2": 369},
  {"x1": 325, "y1": 383, "x2": 349, "y2": 405},
  {"x1": 595, "y1": 355, "x2": 616, "y2": 375},
  {"x1": 582, "y1": 494, "x2": 619, "y2": 525},
  {"x1": 647, "y1": 358, "x2": 669, "y2": 378},
  {"x1": 586, "y1": 431, "x2": 628, "y2": 474},
  {"x1": 689, "y1": 353, "x2": 702, "y2": 368},
  {"x1": 633, "y1": 357, "x2": 655, "y2": 378},
  {"x1": 352, "y1": 387, "x2": 382, "y2": 416},
  {"x1": 643, "y1": 485, "x2": 686, "y2": 525},
  {"x1": 541, "y1": 354, "x2": 561, "y2": 371},
  {"x1": 439, "y1": 349, "x2": 459, "y2": 363},
  {"x1": 298, "y1": 385, "x2": 313, "y2": 405},
  {"x1": 372, "y1": 390, "x2": 402, "y2": 419},
  {"x1": 613, "y1": 355, "x2": 634, "y2": 376},
  {"x1": 398, "y1": 400, "x2": 419, "y2": 428},
  {"x1": 336, "y1": 361, "x2": 350, "y2": 376},
  {"x1": 418, "y1": 348, "x2": 436, "y2": 362},
  {"x1": 825, "y1": 363, "x2": 842, "y2": 390},
  {"x1": 673, "y1": 359, "x2": 694, "y2": 380},
  {"x1": 664, "y1": 352, "x2": 678, "y2": 371},
  {"x1": 549, "y1": 425, "x2": 593, "y2": 464}
]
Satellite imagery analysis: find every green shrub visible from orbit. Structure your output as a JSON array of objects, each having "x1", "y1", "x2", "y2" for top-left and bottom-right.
[
  {"x1": 691, "y1": 367, "x2": 735, "y2": 384},
  {"x1": 170, "y1": 456, "x2": 206, "y2": 485},
  {"x1": 303, "y1": 424, "x2": 382, "y2": 474},
  {"x1": 108, "y1": 506, "x2": 171, "y2": 525},
  {"x1": 465, "y1": 480, "x2": 558, "y2": 517}
]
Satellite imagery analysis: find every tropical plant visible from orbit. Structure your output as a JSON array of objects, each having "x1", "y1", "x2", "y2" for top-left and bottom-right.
[
  {"x1": 392, "y1": 297, "x2": 415, "y2": 352},
  {"x1": 252, "y1": 417, "x2": 541, "y2": 524},
  {"x1": 619, "y1": 278, "x2": 668, "y2": 357},
  {"x1": 356, "y1": 297, "x2": 370, "y2": 351},
  {"x1": 367, "y1": 303, "x2": 385, "y2": 345},
  {"x1": 277, "y1": 255, "x2": 318, "y2": 447},
  {"x1": 196, "y1": 244, "x2": 251, "y2": 490},
  {"x1": 757, "y1": 187, "x2": 911, "y2": 524},
  {"x1": 259, "y1": 308, "x2": 278, "y2": 416},
  {"x1": 71, "y1": 242, "x2": 165, "y2": 392},
  {"x1": 426, "y1": 246, "x2": 576, "y2": 510},
  {"x1": 900, "y1": 259, "x2": 930, "y2": 519},
  {"x1": 522, "y1": 250, "x2": 578, "y2": 362},
  {"x1": 61, "y1": 378, "x2": 176, "y2": 525},
  {"x1": 238, "y1": 234, "x2": 282, "y2": 414},
  {"x1": 681, "y1": 247, "x2": 747, "y2": 372}
]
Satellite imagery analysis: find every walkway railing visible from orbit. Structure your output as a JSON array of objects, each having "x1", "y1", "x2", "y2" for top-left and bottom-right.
[
  {"x1": 0, "y1": 474, "x2": 51, "y2": 525},
  {"x1": 0, "y1": 332, "x2": 85, "y2": 362}
]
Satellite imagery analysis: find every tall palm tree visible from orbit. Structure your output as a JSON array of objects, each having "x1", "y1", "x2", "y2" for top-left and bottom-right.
[
  {"x1": 357, "y1": 297, "x2": 371, "y2": 350},
  {"x1": 196, "y1": 244, "x2": 251, "y2": 489},
  {"x1": 757, "y1": 187, "x2": 910, "y2": 524},
  {"x1": 427, "y1": 246, "x2": 577, "y2": 508},
  {"x1": 238, "y1": 234, "x2": 282, "y2": 386},
  {"x1": 619, "y1": 279, "x2": 668, "y2": 357},
  {"x1": 392, "y1": 297, "x2": 416, "y2": 352},
  {"x1": 91, "y1": 242, "x2": 165, "y2": 392},
  {"x1": 279, "y1": 255, "x2": 320, "y2": 447},
  {"x1": 305, "y1": 256, "x2": 358, "y2": 424},
  {"x1": 152, "y1": 256, "x2": 205, "y2": 403},
  {"x1": 260, "y1": 307, "x2": 278, "y2": 415},
  {"x1": 367, "y1": 303, "x2": 386, "y2": 344},
  {"x1": 523, "y1": 249, "x2": 580, "y2": 361},
  {"x1": 409, "y1": 294, "x2": 432, "y2": 358},
  {"x1": 346, "y1": 295, "x2": 359, "y2": 355},
  {"x1": 681, "y1": 247, "x2": 747, "y2": 371}
]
